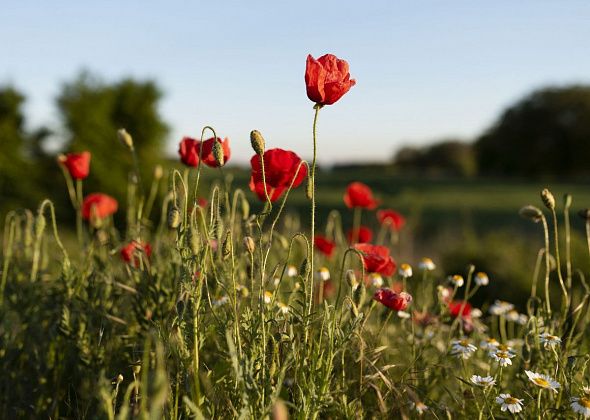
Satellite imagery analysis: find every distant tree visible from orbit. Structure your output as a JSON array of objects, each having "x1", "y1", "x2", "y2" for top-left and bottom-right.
[
  {"x1": 56, "y1": 73, "x2": 168, "y2": 202},
  {"x1": 393, "y1": 139, "x2": 476, "y2": 177},
  {"x1": 0, "y1": 87, "x2": 45, "y2": 209},
  {"x1": 475, "y1": 85, "x2": 590, "y2": 177}
]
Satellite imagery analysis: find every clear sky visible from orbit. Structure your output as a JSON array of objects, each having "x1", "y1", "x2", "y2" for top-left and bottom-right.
[{"x1": 2, "y1": 1, "x2": 590, "y2": 165}]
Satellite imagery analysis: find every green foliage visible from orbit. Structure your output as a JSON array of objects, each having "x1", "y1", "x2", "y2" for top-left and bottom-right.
[
  {"x1": 56, "y1": 72, "x2": 168, "y2": 204},
  {"x1": 476, "y1": 85, "x2": 590, "y2": 177},
  {"x1": 393, "y1": 140, "x2": 477, "y2": 177}
]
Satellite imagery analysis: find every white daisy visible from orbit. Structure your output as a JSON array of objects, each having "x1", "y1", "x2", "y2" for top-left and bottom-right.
[
  {"x1": 489, "y1": 300, "x2": 514, "y2": 316},
  {"x1": 525, "y1": 370, "x2": 561, "y2": 393},
  {"x1": 212, "y1": 295, "x2": 229, "y2": 306},
  {"x1": 273, "y1": 276, "x2": 281, "y2": 287},
  {"x1": 276, "y1": 302, "x2": 289, "y2": 314},
  {"x1": 571, "y1": 397, "x2": 590, "y2": 418},
  {"x1": 287, "y1": 265, "x2": 298, "y2": 277},
  {"x1": 505, "y1": 310, "x2": 520, "y2": 322},
  {"x1": 451, "y1": 339, "x2": 477, "y2": 359},
  {"x1": 418, "y1": 257, "x2": 436, "y2": 271},
  {"x1": 316, "y1": 267, "x2": 330, "y2": 281},
  {"x1": 449, "y1": 275, "x2": 464, "y2": 287},
  {"x1": 474, "y1": 272, "x2": 489, "y2": 286},
  {"x1": 480, "y1": 337, "x2": 500, "y2": 351},
  {"x1": 412, "y1": 401, "x2": 428, "y2": 414},
  {"x1": 263, "y1": 291, "x2": 273, "y2": 304},
  {"x1": 397, "y1": 310, "x2": 411, "y2": 319},
  {"x1": 471, "y1": 308, "x2": 483, "y2": 318},
  {"x1": 399, "y1": 263, "x2": 413, "y2": 278},
  {"x1": 471, "y1": 375, "x2": 496, "y2": 387},
  {"x1": 491, "y1": 350, "x2": 516, "y2": 367},
  {"x1": 517, "y1": 314, "x2": 528, "y2": 325},
  {"x1": 369, "y1": 273, "x2": 383, "y2": 288},
  {"x1": 496, "y1": 393, "x2": 524, "y2": 414},
  {"x1": 539, "y1": 332, "x2": 562, "y2": 348}
]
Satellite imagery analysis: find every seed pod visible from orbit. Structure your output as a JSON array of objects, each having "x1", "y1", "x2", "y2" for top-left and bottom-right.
[
  {"x1": 34, "y1": 214, "x2": 46, "y2": 239},
  {"x1": 250, "y1": 130, "x2": 265, "y2": 155},
  {"x1": 305, "y1": 177, "x2": 313, "y2": 200},
  {"x1": 540, "y1": 188, "x2": 555, "y2": 210},
  {"x1": 153, "y1": 164, "x2": 164, "y2": 181},
  {"x1": 168, "y1": 205, "x2": 181, "y2": 229},
  {"x1": 244, "y1": 236, "x2": 255, "y2": 254},
  {"x1": 222, "y1": 232, "x2": 231, "y2": 259},
  {"x1": 117, "y1": 128, "x2": 134, "y2": 149},
  {"x1": 300, "y1": 258, "x2": 311, "y2": 279},
  {"x1": 212, "y1": 140, "x2": 225, "y2": 166},
  {"x1": 519, "y1": 205, "x2": 543, "y2": 223}
]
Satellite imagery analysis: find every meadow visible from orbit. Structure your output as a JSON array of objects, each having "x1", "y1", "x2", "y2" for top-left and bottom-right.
[{"x1": 2, "y1": 53, "x2": 590, "y2": 419}]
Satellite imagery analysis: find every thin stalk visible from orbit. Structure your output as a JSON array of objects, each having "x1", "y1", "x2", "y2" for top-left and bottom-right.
[
  {"x1": 308, "y1": 104, "x2": 321, "y2": 331},
  {"x1": 550, "y1": 208, "x2": 569, "y2": 312}
]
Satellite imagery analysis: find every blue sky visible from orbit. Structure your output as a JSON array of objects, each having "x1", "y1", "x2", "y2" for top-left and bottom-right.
[{"x1": 2, "y1": 1, "x2": 590, "y2": 164}]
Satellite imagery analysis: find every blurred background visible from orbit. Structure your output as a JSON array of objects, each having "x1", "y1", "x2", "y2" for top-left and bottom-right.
[{"x1": 3, "y1": 1, "x2": 590, "y2": 305}]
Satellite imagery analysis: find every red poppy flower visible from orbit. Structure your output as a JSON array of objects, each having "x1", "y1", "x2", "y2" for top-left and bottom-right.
[
  {"x1": 81, "y1": 193, "x2": 118, "y2": 220},
  {"x1": 59, "y1": 151, "x2": 91, "y2": 180},
  {"x1": 346, "y1": 225, "x2": 373, "y2": 244},
  {"x1": 121, "y1": 241, "x2": 152, "y2": 267},
  {"x1": 354, "y1": 243, "x2": 396, "y2": 276},
  {"x1": 448, "y1": 300, "x2": 472, "y2": 318},
  {"x1": 377, "y1": 209, "x2": 406, "y2": 231},
  {"x1": 373, "y1": 288, "x2": 412, "y2": 311},
  {"x1": 314, "y1": 235, "x2": 336, "y2": 258},
  {"x1": 199, "y1": 137, "x2": 231, "y2": 167},
  {"x1": 249, "y1": 148, "x2": 307, "y2": 202},
  {"x1": 179, "y1": 137, "x2": 199, "y2": 167},
  {"x1": 305, "y1": 54, "x2": 356, "y2": 106},
  {"x1": 344, "y1": 182, "x2": 379, "y2": 210}
]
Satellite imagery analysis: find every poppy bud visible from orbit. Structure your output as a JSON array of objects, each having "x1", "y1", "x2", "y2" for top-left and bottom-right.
[
  {"x1": 519, "y1": 205, "x2": 543, "y2": 223},
  {"x1": 153, "y1": 164, "x2": 164, "y2": 181},
  {"x1": 117, "y1": 128, "x2": 134, "y2": 149},
  {"x1": 578, "y1": 209, "x2": 590, "y2": 220},
  {"x1": 250, "y1": 130, "x2": 265, "y2": 155},
  {"x1": 300, "y1": 258, "x2": 311, "y2": 278},
  {"x1": 35, "y1": 214, "x2": 46, "y2": 239},
  {"x1": 241, "y1": 197, "x2": 250, "y2": 220},
  {"x1": 244, "y1": 236, "x2": 255, "y2": 254},
  {"x1": 116, "y1": 374, "x2": 124, "y2": 384},
  {"x1": 168, "y1": 205, "x2": 181, "y2": 229},
  {"x1": 540, "y1": 188, "x2": 555, "y2": 210},
  {"x1": 306, "y1": 177, "x2": 313, "y2": 200},
  {"x1": 212, "y1": 140, "x2": 225, "y2": 167},
  {"x1": 564, "y1": 194, "x2": 572, "y2": 208},
  {"x1": 188, "y1": 227, "x2": 200, "y2": 255},
  {"x1": 222, "y1": 232, "x2": 231, "y2": 259},
  {"x1": 353, "y1": 283, "x2": 366, "y2": 306},
  {"x1": 346, "y1": 269, "x2": 358, "y2": 289}
]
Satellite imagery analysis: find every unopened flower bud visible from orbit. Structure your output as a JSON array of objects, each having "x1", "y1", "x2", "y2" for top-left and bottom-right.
[
  {"x1": 519, "y1": 205, "x2": 543, "y2": 223},
  {"x1": 564, "y1": 194, "x2": 572, "y2": 208},
  {"x1": 153, "y1": 164, "x2": 163, "y2": 181},
  {"x1": 250, "y1": 130, "x2": 265, "y2": 155},
  {"x1": 541, "y1": 188, "x2": 555, "y2": 210},
  {"x1": 244, "y1": 236, "x2": 255, "y2": 254},
  {"x1": 346, "y1": 269, "x2": 358, "y2": 289},
  {"x1": 117, "y1": 128, "x2": 134, "y2": 149},
  {"x1": 188, "y1": 227, "x2": 199, "y2": 255},
  {"x1": 132, "y1": 364, "x2": 141, "y2": 375},
  {"x1": 212, "y1": 140, "x2": 225, "y2": 166},
  {"x1": 300, "y1": 258, "x2": 311, "y2": 278},
  {"x1": 168, "y1": 205, "x2": 181, "y2": 229},
  {"x1": 222, "y1": 232, "x2": 231, "y2": 259},
  {"x1": 116, "y1": 374, "x2": 124, "y2": 384}
]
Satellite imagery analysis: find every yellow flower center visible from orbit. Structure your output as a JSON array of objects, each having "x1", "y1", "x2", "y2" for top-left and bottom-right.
[
  {"x1": 580, "y1": 398, "x2": 590, "y2": 408},
  {"x1": 498, "y1": 344, "x2": 509, "y2": 351},
  {"x1": 459, "y1": 340, "x2": 469, "y2": 347},
  {"x1": 496, "y1": 351, "x2": 509, "y2": 358},
  {"x1": 533, "y1": 377, "x2": 550, "y2": 388},
  {"x1": 505, "y1": 397, "x2": 519, "y2": 405}
]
